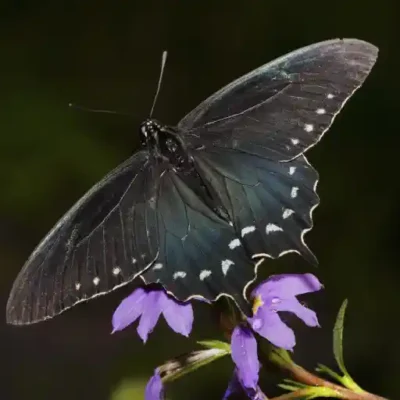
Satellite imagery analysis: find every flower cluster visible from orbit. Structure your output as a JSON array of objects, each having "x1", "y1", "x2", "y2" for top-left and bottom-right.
[{"x1": 112, "y1": 274, "x2": 322, "y2": 399}]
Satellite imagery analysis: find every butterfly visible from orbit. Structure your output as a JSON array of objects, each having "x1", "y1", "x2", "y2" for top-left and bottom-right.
[{"x1": 6, "y1": 38, "x2": 378, "y2": 325}]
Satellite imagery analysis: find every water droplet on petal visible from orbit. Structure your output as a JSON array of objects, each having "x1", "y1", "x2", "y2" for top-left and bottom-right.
[
  {"x1": 271, "y1": 297, "x2": 281, "y2": 304},
  {"x1": 252, "y1": 318, "x2": 263, "y2": 330}
]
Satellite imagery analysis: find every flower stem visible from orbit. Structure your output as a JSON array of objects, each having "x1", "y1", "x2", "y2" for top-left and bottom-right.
[
  {"x1": 274, "y1": 360, "x2": 388, "y2": 400},
  {"x1": 269, "y1": 389, "x2": 321, "y2": 400}
]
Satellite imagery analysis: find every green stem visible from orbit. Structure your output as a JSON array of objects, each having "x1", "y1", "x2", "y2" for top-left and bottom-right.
[
  {"x1": 269, "y1": 389, "x2": 323, "y2": 400},
  {"x1": 272, "y1": 358, "x2": 388, "y2": 400}
]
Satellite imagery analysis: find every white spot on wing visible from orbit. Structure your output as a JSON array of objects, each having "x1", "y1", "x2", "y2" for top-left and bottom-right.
[
  {"x1": 228, "y1": 238, "x2": 241, "y2": 249},
  {"x1": 291, "y1": 187, "x2": 299, "y2": 198},
  {"x1": 112, "y1": 267, "x2": 121, "y2": 276},
  {"x1": 316, "y1": 108, "x2": 326, "y2": 114},
  {"x1": 93, "y1": 277, "x2": 100, "y2": 286},
  {"x1": 153, "y1": 263, "x2": 163, "y2": 270},
  {"x1": 266, "y1": 223, "x2": 283, "y2": 234},
  {"x1": 241, "y1": 226, "x2": 256, "y2": 237},
  {"x1": 132, "y1": 258, "x2": 137, "y2": 264},
  {"x1": 327, "y1": 93, "x2": 334, "y2": 99},
  {"x1": 304, "y1": 124, "x2": 314, "y2": 132},
  {"x1": 173, "y1": 271, "x2": 187, "y2": 279},
  {"x1": 221, "y1": 259, "x2": 234, "y2": 275},
  {"x1": 289, "y1": 166, "x2": 296, "y2": 175},
  {"x1": 282, "y1": 209, "x2": 294, "y2": 219},
  {"x1": 75, "y1": 282, "x2": 81, "y2": 290},
  {"x1": 291, "y1": 138, "x2": 299, "y2": 145},
  {"x1": 199, "y1": 270, "x2": 212, "y2": 280}
]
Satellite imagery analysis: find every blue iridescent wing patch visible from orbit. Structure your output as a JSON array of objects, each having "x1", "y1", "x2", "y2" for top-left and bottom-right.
[
  {"x1": 192, "y1": 150, "x2": 319, "y2": 264},
  {"x1": 140, "y1": 168, "x2": 255, "y2": 315}
]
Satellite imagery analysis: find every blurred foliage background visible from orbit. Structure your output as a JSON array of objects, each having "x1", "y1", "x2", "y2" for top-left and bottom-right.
[{"x1": 1, "y1": 1, "x2": 398, "y2": 399}]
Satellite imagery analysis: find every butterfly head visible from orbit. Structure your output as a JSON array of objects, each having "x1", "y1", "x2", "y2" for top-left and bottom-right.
[{"x1": 139, "y1": 119, "x2": 162, "y2": 146}]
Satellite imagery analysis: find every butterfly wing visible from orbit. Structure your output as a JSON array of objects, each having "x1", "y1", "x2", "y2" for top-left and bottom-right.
[
  {"x1": 191, "y1": 148, "x2": 319, "y2": 264},
  {"x1": 179, "y1": 38, "x2": 378, "y2": 161},
  {"x1": 6, "y1": 151, "x2": 164, "y2": 325},
  {"x1": 140, "y1": 167, "x2": 255, "y2": 315}
]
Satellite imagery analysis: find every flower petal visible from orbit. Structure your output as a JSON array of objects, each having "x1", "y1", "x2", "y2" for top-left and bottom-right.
[
  {"x1": 224, "y1": 371, "x2": 265, "y2": 400},
  {"x1": 230, "y1": 326, "x2": 259, "y2": 390},
  {"x1": 252, "y1": 273, "x2": 322, "y2": 300},
  {"x1": 274, "y1": 297, "x2": 320, "y2": 327},
  {"x1": 111, "y1": 287, "x2": 147, "y2": 333},
  {"x1": 223, "y1": 372, "x2": 241, "y2": 400},
  {"x1": 137, "y1": 291, "x2": 163, "y2": 343},
  {"x1": 161, "y1": 294, "x2": 194, "y2": 337},
  {"x1": 145, "y1": 369, "x2": 164, "y2": 400},
  {"x1": 250, "y1": 309, "x2": 295, "y2": 351}
]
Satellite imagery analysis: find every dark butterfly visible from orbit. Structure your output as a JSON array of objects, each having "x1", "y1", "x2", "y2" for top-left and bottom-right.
[{"x1": 6, "y1": 38, "x2": 378, "y2": 325}]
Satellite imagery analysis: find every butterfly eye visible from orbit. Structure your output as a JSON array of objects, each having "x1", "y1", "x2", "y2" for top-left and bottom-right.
[{"x1": 141, "y1": 124, "x2": 148, "y2": 138}]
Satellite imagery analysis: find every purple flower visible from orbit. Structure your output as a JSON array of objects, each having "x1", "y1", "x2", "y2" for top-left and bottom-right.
[
  {"x1": 145, "y1": 369, "x2": 164, "y2": 400},
  {"x1": 223, "y1": 371, "x2": 264, "y2": 400},
  {"x1": 112, "y1": 287, "x2": 194, "y2": 342},
  {"x1": 230, "y1": 325, "x2": 260, "y2": 390},
  {"x1": 248, "y1": 273, "x2": 322, "y2": 351}
]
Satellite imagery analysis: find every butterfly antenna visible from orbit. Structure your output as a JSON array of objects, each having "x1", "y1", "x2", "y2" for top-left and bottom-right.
[
  {"x1": 149, "y1": 50, "x2": 168, "y2": 118},
  {"x1": 68, "y1": 103, "x2": 133, "y2": 117}
]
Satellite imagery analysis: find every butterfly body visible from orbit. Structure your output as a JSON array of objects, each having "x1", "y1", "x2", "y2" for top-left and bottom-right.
[{"x1": 6, "y1": 39, "x2": 378, "y2": 325}]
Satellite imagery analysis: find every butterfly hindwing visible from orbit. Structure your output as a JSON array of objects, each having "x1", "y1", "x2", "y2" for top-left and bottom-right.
[
  {"x1": 191, "y1": 148, "x2": 319, "y2": 264},
  {"x1": 141, "y1": 169, "x2": 255, "y2": 314},
  {"x1": 180, "y1": 39, "x2": 378, "y2": 161}
]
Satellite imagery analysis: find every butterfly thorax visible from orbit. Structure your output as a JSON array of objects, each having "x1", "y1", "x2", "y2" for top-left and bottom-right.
[
  {"x1": 140, "y1": 118, "x2": 190, "y2": 171},
  {"x1": 140, "y1": 119, "x2": 231, "y2": 221}
]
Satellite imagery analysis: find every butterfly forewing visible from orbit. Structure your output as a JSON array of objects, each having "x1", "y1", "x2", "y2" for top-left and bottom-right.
[
  {"x1": 179, "y1": 39, "x2": 378, "y2": 161},
  {"x1": 6, "y1": 151, "x2": 163, "y2": 325}
]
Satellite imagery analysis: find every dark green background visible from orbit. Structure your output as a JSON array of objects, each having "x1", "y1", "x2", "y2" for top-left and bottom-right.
[{"x1": 1, "y1": 1, "x2": 398, "y2": 399}]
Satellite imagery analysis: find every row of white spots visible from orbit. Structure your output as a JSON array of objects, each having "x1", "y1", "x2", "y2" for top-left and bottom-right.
[
  {"x1": 291, "y1": 186, "x2": 299, "y2": 198},
  {"x1": 266, "y1": 223, "x2": 283, "y2": 234},
  {"x1": 153, "y1": 263, "x2": 163, "y2": 270},
  {"x1": 221, "y1": 259, "x2": 234, "y2": 275},
  {"x1": 241, "y1": 225, "x2": 256, "y2": 237},
  {"x1": 228, "y1": 238, "x2": 241, "y2": 249},
  {"x1": 282, "y1": 208, "x2": 294, "y2": 219},
  {"x1": 291, "y1": 94, "x2": 336, "y2": 148},
  {"x1": 173, "y1": 271, "x2": 187, "y2": 279},
  {"x1": 75, "y1": 266, "x2": 123, "y2": 290},
  {"x1": 304, "y1": 123, "x2": 314, "y2": 133},
  {"x1": 171, "y1": 259, "x2": 235, "y2": 282},
  {"x1": 199, "y1": 270, "x2": 212, "y2": 280}
]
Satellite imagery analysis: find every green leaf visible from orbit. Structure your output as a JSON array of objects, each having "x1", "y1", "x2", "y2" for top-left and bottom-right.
[
  {"x1": 278, "y1": 383, "x2": 301, "y2": 392},
  {"x1": 283, "y1": 379, "x2": 308, "y2": 388},
  {"x1": 197, "y1": 339, "x2": 231, "y2": 352},
  {"x1": 333, "y1": 299, "x2": 349, "y2": 376},
  {"x1": 160, "y1": 347, "x2": 229, "y2": 383},
  {"x1": 315, "y1": 363, "x2": 343, "y2": 383},
  {"x1": 332, "y1": 300, "x2": 364, "y2": 392}
]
